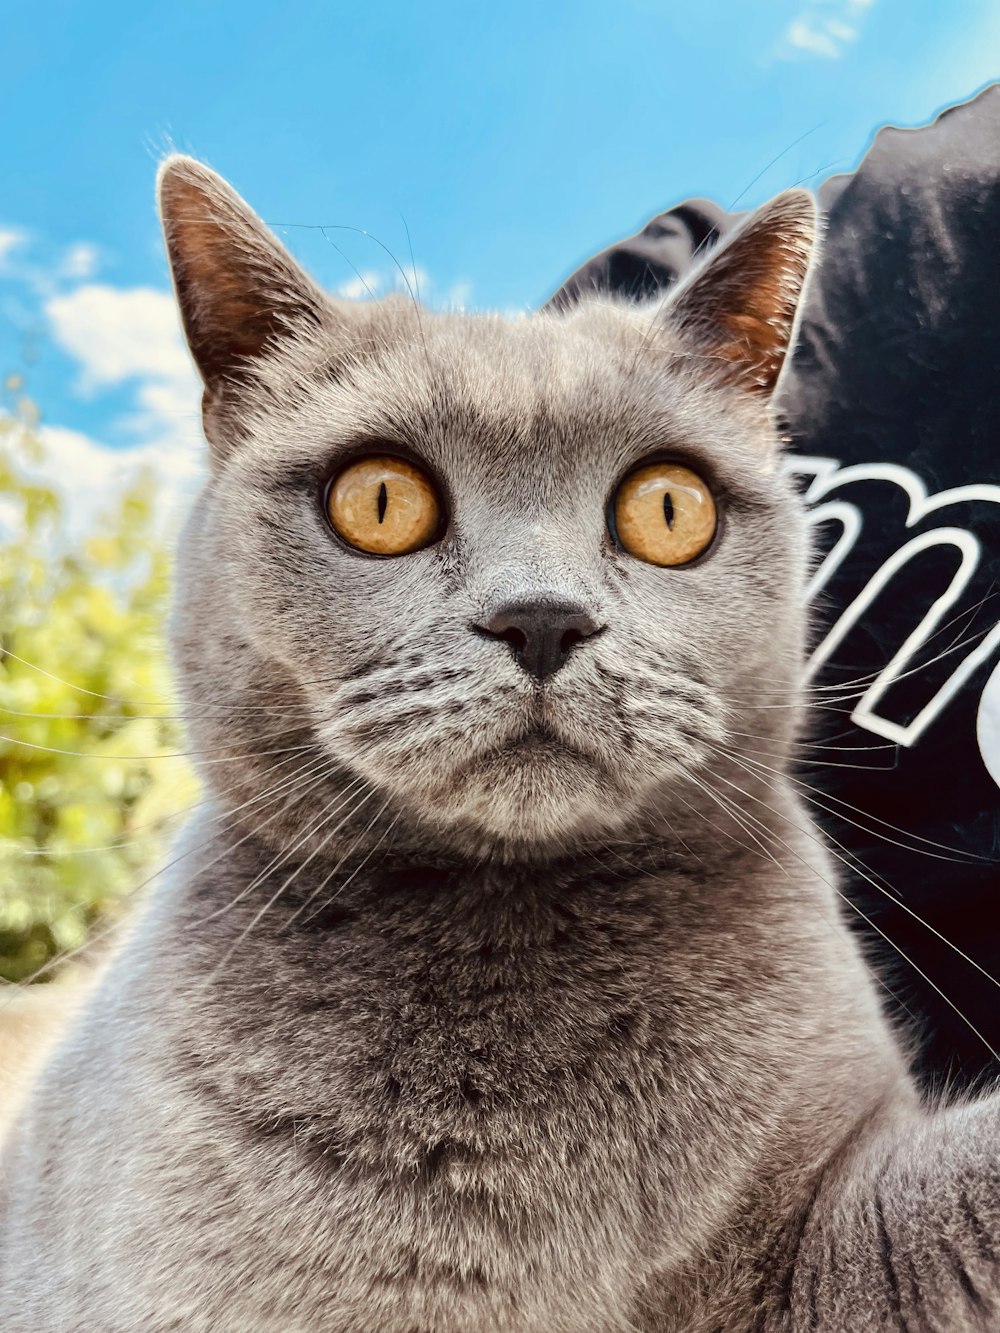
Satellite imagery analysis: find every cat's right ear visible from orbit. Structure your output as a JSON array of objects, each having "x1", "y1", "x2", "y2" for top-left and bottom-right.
[
  {"x1": 157, "y1": 155, "x2": 328, "y2": 459},
  {"x1": 666, "y1": 189, "x2": 817, "y2": 402}
]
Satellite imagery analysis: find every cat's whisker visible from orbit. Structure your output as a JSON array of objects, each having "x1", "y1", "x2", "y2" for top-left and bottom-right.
[
  {"x1": 8, "y1": 789, "x2": 211, "y2": 857},
  {"x1": 735, "y1": 747, "x2": 900, "y2": 775},
  {"x1": 800, "y1": 585, "x2": 1000, "y2": 695},
  {"x1": 730, "y1": 731, "x2": 896, "y2": 754},
  {"x1": 680, "y1": 767, "x2": 933, "y2": 1037},
  {"x1": 1, "y1": 750, "x2": 341, "y2": 993},
  {"x1": 197, "y1": 773, "x2": 372, "y2": 929},
  {"x1": 0, "y1": 733, "x2": 319, "y2": 764},
  {"x1": 308, "y1": 228, "x2": 380, "y2": 302},
  {"x1": 730, "y1": 744, "x2": 992, "y2": 864},
  {"x1": 702, "y1": 753, "x2": 1000, "y2": 1039},
  {"x1": 746, "y1": 747, "x2": 899, "y2": 774},
  {"x1": 0, "y1": 649, "x2": 171, "y2": 706},
  {"x1": 662, "y1": 772, "x2": 785, "y2": 867},
  {"x1": 314, "y1": 220, "x2": 436, "y2": 375},
  {"x1": 727, "y1": 125, "x2": 826, "y2": 211},
  {"x1": 836, "y1": 894, "x2": 1000, "y2": 1064},
  {"x1": 294, "y1": 800, "x2": 399, "y2": 928},
  {"x1": 813, "y1": 621, "x2": 998, "y2": 702},
  {"x1": 578, "y1": 836, "x2": 654, "y2": 879},
  {"x1": 677, "y1": 788, "x2": 777, "y2": 865},
  {"x1": 682, "y1": 772, "x2": 784, "y2": 866},
  {"x1": 720, "y1": 697, "x2": 860, "y2": 714},
  {"x1": 0, "y1": 646, "x2": 333, "y2": 708},
  {"x1": 7, "y1": 749, "x2": 337, "y2": 860},
  {"x1": 678, "y1": 769, "x2": 926, "y2": 1030},
  {"x1": 199, "y1": 781, "x2": 378, "y2": 979},
  {"x1": 723, "y1": 750, "x2": 1000, "y2": 978},
  {"x1": 0, "y1": 704, "x2": 322, "y2": 723},
  {"x1": 715, "y1": 614, "x2": 1000, "y2": 709}
]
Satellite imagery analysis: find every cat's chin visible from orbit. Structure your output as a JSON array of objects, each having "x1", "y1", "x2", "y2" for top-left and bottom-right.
[{"x1": 400, "y1": 734, "x2": 634, "y2": 853}]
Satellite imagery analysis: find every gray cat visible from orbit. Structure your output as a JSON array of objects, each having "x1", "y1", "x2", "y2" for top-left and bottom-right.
[{"x1": 1, "y1": 157, "x2": 997, "y2": 1332}]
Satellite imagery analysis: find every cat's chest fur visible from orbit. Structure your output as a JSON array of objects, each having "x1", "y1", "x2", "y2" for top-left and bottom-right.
[
  {"x1": 134, "y1": 832, "x2": 801, "y2": 1331},
  {"x1": 3, "y1": 816, "x2": 897, "y2": 1333}
]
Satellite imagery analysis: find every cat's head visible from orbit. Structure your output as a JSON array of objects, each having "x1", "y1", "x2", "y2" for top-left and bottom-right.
[{"x1": 159, "y1": 157, "x2": 815, "y2": 860}]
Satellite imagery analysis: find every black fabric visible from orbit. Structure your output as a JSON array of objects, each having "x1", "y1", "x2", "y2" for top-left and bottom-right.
[
  {"x1": 549, "y1": 85, "x2": 1000, "y2": 1093},
  {"x1": 547, "y1": 199, "x2": 734, "y2": 311}
]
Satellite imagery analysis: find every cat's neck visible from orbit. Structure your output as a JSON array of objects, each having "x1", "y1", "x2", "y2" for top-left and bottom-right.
[
  {"x1": 153, "y1": 795, "x2": 905, "y2": 1169},
  {"x1": 118, "y1": 800, "x2": 912, "y2": 1329}
]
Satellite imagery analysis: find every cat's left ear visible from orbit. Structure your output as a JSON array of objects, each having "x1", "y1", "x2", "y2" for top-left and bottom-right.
[
  {"x1": 667, "y1": 189, "x2": 816, "y2": 399},
  {"x1": 158, "y1": 155, "x2": 330, "y2": 456}
]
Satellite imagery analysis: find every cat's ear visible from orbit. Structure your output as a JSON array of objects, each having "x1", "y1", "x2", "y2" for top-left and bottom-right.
[
  {"x1": 667, "y1": 189, "x2": 816, "y2": 399},
  {"x1": 157, "y1": 155, "x2": 328, "y2": 447}
]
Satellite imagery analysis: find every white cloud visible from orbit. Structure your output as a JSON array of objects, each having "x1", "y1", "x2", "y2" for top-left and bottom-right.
[
  {"x1": 58, "y1": 242, "x2": 100, "y2": 281},
  {"x1": 443, "y1": 281, "x2": 472, "y2": 310},
  {"x1": 46, "y1": 285, "x2": 194, "y2": 390},
  {"x1": 825, "y1": 19, "x2": 857, "y2": 40},
  {"x1": 779, "y1": 0, "x2": 874, "y2": 60},
  {"x1": 396, "y1": 263, "x2": 430, "y2": 297},
  {"x1": 0, "y1": 229, "x2": 102, "y2": 295},
  {"x1": 1, "y1": 236, "x2": 206, "y2": 535},
  {"x1": 0, "y1": 420, "x2": 204, "y2": 546},
  {"x1": 786, "y1": 17, "x2": 841, "y2": 57},
  {"x1": 337, "y1": 269, "x2": 382, "y2": 300},
  {"x1": 0, "y1": 228, "x2": 28, "y2": 269},
  {"x1": 44, "y1": 424, "x2": 203, "y2": 533},
  {"x1": 335, "y1": 265, "x2": 472, "y2": 310},
  {"x1": 44, "y1": 283, "x2": 201, "y2": 453}
]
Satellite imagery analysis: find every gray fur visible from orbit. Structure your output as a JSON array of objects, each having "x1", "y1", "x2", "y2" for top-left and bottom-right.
[{"x1": 1, "y1": 159, "x2": 997, "y2": 1331}]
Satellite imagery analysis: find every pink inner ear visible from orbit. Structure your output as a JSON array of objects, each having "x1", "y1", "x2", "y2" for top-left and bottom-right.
[
  {"x1": 670, "y1": 192, "x2": 815, "y2": 398},
  {"x1": 160, "y1": 172, "x2": 264, "y2": 380},
  {"x1": 717, "y1": 310, "x2": 792, "y2": 390},
  {"x1": 159, "y1": 159, "x2": 324, "y2": 392}
]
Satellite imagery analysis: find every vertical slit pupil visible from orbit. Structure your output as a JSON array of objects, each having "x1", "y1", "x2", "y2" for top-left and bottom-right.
[
  {"x1": 663, "y1": 492, "x2": 674, "y2": 529},
  {"x1": 377, "y1": 482, "x2": 388, "y2": 524}
]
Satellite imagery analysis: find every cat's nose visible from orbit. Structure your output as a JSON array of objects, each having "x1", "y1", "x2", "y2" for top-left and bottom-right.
[{"x1": 475, "y1": 600, "x2": 603, "y2": 681}]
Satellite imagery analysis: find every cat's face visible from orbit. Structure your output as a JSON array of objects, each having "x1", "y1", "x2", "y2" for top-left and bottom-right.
[{"x1": 161, "y1": 159, "x2": 814, "y2": 857}]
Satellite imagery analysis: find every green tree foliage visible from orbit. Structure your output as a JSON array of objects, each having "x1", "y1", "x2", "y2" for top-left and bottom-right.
[{"x1": 0, "y1": 381, "x2": 197, "y2": 982}]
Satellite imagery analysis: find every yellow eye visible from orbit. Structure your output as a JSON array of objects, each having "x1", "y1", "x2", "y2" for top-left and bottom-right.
[
  {"x1": 613, "y1": 462, "x2": 717, "y2": 567},
  {"x1": 327, "y1": 455, "x2": 442, "y2": 556}
]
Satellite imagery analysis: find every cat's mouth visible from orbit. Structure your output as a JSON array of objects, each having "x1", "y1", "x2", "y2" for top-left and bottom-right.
[
  {"x1": 480, "y1": 713, "x2": 609, "y2": 774},
  {"x1": 320, "y1": 681, "x2": 628, "y2": 844},
  {"x1": 497, "y1": 723, "x2": 575, "y2": 757},
  {"x1": 421, "y1": 708, "x2": 627, "y2": 845}
]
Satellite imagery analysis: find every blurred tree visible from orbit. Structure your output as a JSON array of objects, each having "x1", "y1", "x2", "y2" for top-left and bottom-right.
[{"x1": 0, "y1": 379, "x2": 197, "y2": 983}]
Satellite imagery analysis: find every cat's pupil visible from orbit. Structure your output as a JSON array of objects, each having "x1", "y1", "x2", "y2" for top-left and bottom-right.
[
  {"x1": 663, "y1": 492, "x2": 675, "y2": 529},
  {"x1": 377, "y1": 482, "x2": 388, "y2": 524}
]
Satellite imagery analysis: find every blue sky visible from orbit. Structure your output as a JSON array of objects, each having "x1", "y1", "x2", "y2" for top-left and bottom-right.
[{"x1": 2, "y1": 0, "x2": 999, "y2": 498}]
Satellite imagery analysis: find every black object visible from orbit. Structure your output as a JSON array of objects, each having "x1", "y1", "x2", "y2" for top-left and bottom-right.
[{"x1": 548, "y1": 85, "x2": 1000, "y2": 1093}]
